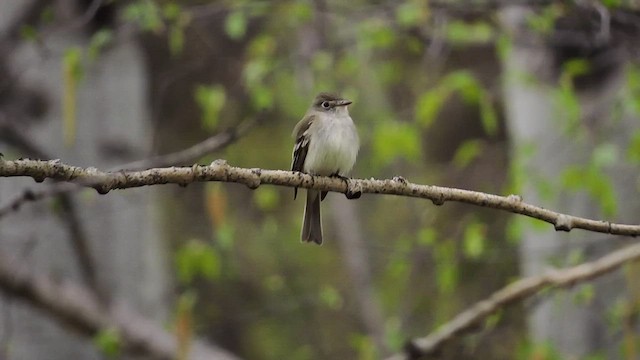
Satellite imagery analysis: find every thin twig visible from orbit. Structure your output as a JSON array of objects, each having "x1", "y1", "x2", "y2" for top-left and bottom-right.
[
  {"x1": 117, "y1": 117, "x2": 258, "y2": 170},
  {"x1": 386, "y1": 241, "x2": 640, "y2": 360},
  {"x1": 0, "y1": 159, "x2": 638, "y2": 236}
]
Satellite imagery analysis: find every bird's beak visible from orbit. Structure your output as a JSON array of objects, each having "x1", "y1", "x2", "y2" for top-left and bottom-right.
[{"x1": 335, "y1": 99, "x2": 352, "y2": 106}]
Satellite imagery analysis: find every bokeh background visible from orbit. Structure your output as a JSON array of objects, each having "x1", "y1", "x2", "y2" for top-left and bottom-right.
[{"x1": 1, "y1": 1, "x2": 640, "y2": 359}]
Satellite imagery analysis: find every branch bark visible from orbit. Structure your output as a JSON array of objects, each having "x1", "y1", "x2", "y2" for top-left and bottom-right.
[
  {"x1": 386, "y1": 241, "x2": 640, "y2": 360},
  {"x1": 1, "y1": 158, "x2": 638, "y2": 236},
  {"x1": 0, "y1": 117, "x2": 260, "y2": 219},
  {"x1": 0, "y1": 250, "x2": 240, "y2": 360}
]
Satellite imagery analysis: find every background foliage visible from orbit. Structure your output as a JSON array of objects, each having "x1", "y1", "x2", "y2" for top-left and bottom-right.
[{"x1": 2, "y1": 0, "x2": 640, "y2": 359}]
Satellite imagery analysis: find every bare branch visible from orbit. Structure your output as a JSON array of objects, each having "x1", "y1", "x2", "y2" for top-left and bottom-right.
[
  {"x1": 386, "y1": 241, "x2": 640, "y2": 360},
  {"x1": 117, "y1": 117, "x2": 259, "y2": 171},
  {"x1": 0, "y1": 250, "x2": 241, "y2": 360},
  {"x1": 0, "y1": 158, "x2": 638, "y2": 236}
]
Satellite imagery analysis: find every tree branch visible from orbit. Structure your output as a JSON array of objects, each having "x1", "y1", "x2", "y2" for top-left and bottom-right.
[
  {"x1": 0, "y1": 250, "x2": 241, "y2": 360},
  {"x1": 0, "y1": 117, "x2": 105, "y2": 302},
  {"x1": 0, "y1": 117, "x2": 260, "y2": 219},
  {"x1": 386, "y1": 241, "x2": 640, "y2": 360},
  {"x1": 0, "y1": 158, "x2": 638, "y2": 236},
  {"x1": 117, "y1": 117, "x2": 259, "y2": 171}
]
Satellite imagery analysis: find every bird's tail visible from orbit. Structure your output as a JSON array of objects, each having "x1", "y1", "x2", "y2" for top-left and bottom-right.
[{"x1": 301, "y1": 190, "x2": 322, "y2": 244}]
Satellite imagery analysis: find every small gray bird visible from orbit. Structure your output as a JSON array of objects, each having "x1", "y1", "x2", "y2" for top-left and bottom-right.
[{"x1": 291, "y1": 93, "x2": 360, "y2": 244}]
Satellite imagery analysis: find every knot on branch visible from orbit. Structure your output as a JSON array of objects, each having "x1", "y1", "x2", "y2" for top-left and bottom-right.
[
  {"x1": 507, "y1": 194, "x2": 523, "y2": 202},
  {"x1": 393, "y1": 175, "x2": 408, "y2": 184},
  {"x1": 210, "y1": 159, "x2": 230, "y2": 181},
  {"x1": 246, "y1": 168, "x2": 262, "y2": 189},
  {"x1": 431, "y1": 190, "x2": 446, "y2": 206},
  {"x1": 554, "y1": 214, "x2": 574, "y2": 232}
]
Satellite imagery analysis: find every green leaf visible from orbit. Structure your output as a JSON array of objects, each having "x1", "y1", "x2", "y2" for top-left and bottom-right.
[
  {"x1": 248, "y1": 34, "x2": 276, "y2": 58},
  {"x1": 445, "y1": 21, "x2": 494, "y2": 44},
  {"x1": 560, "y1": 166, "x2": 583, "y2": 190},
  {"x1": 175, "y1": 240, "x2": 221, "y2": 284},
  {"x1": 417, "y1": 228, "x2": 437, "y2": 247},
  {"x1": 563, "y1": 58, "x2": 590, "y2": 78},
  {"x1": 169, "y1": 24, "x2": 185, "y2": 56},
  {"x1": 453, "y1": 140, "x2": 483, "y2": 168},
  {"x1": 88, "y1": 29, "x2": 113, "y2": 61},
  {"x1": 415, "y1": 90, "x2": 448, "y2": 128},
  {"x1": 311, "y1": 51, "x2": 333, "y2": 72},
  {"x1": 282, "y1": 2, "x2": 313, "y2": 26},
  {"x1": 526, "y1": 5, "x2": 563, "y2": 35},
  {"x1": 446, "y1": 71, "x2": 479, "y2": 102},
  {"x1": 263, "y1": 274, "x2": 284, "y2": 292},
  {"x1": 359, "y1": 19, "x2": 396, "y2": 50},
  {"x1": 244, "y1": 59, "x2": 270, "y2": 86},
  {"x1": 62, "y1": 47, "x2": 84, "y2": 147},
  {"x1": 601, "y1": 0, "x2": 622, "y2": 8},
  {"x1": 93, "y1": 328, "x2": 121, "y2": 358},
  {"x1": 40, "y1": 6, "x2": 54, "y2": 24},
  {"x1": 319, "y1": 285, "x2": 343, "y2": 310},
  {"x1": 19, "y1": 25, "x2": 38, "y2": 42},
  {"x1": 485, "y1": 310, "x2": 503, "y2": 330},
  {"x1": 63, "y1": 47, "x2": 84, "y2": 81},
  {"x1": 349, "y1": 333, "x2": 377, "y2": 360},
  {"x1": 416, "y1": 71, "x2": 496, "y2": 135},
  {"x1": 505, "y1": 217, "x2": 523, "y2": 244},
  {"x1": 573, "y1": 284, "x2": 595, "y2": 305},
  {"x1": 162, "y1": 2, "x2": 181, "y2": 20},
  {"x1": 254, "y1": 187, "x2": 279, "y2": 211},
  {"x1": 463, "y1": 222, "x2": 486, "y2": 259},
  {"x1": 495, "y1": 34, "x2": 513, "y2": 61},
  {"x1": 249, "y1": 85, "x2": 274, "y2": 110},
  {"x1": 395, "y1": 2, "x2": 423, "y2": 27},
  {"x1": 592, "y1": 143, "x2": 619, "y2": 168},
  {"x1": 225, "y1": 11, "x2": 247, "y2": 40},
  {"x1": 384, "y1": 317, "x2": 404, "y2": 350},
  {"x1": 561, "y1": 166, "x2": 617, "y2": 217},
  {"x1": 371, "y1": 121, "x2": 421, "y2": 167},
  {"x1": 434, "y1": 240, "x2": 458, "y2": 294},
  {"x1": 123, "y1": 1, "x2": 163, "y2": 32},
  {"x1": 216, "y1": 223, "x2": 235, "y2": 249},
  {"x1": 553, "y1": 85, "x2": 581, "y2": 129},
  {"x1": 194, "y1": 84, "x2": 226, "y2": 131},
  {"x1": 627, "y1": 131, "x2": 640, "y2": 163},
  {"x1": 479, "y1": 95, "x2": 498, "y2": 135}
]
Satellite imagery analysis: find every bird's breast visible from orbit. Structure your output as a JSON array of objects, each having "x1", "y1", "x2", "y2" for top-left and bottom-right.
[{"x1": 303, "y1": 117, "x2": 359, "y2": 176}]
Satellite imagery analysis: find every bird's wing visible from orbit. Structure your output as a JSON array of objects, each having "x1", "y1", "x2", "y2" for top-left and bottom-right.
[{"x1": 291, "y1": 115, "x2": 314, "y2": 199}]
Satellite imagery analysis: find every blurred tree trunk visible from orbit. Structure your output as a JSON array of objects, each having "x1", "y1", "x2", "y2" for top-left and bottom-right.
[
  {"x1": 0, "y1": 1, "x2": 168, "y2": 358},
  {"x1": 500, "y1": 6, "x2": 640, "y2": 358}
]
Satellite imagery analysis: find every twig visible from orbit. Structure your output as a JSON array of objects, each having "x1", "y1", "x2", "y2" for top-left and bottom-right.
[
  {"x1": 0, "y1": 118, "x2": 259, "y2": 218},
  {"x1": 117, "y1": 117, "x2": 258, "y2": 170},
  {"x1": 386, "y1": 241, "x2": 640, "y2": 360},
  {"x1": 0, "y1": 158, "x2": 638, "y2": 236},
  {"x1": 0, "y1": 250, "x2": 241, "y2": 360}
]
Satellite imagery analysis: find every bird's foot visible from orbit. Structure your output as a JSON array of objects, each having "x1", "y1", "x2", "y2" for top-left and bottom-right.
[{"x1": 331, "y1": 173, "x2": 361, "y2": 200}]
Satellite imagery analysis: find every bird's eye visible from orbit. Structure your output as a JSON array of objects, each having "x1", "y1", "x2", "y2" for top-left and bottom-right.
[{"x1": 321, "y1": 101, "x2": 331, "y2": 109}]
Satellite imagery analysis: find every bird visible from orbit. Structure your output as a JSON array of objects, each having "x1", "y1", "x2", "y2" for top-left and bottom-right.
[{"x1": 291, "y1": 92, "x2": 360, "y2": 244}]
